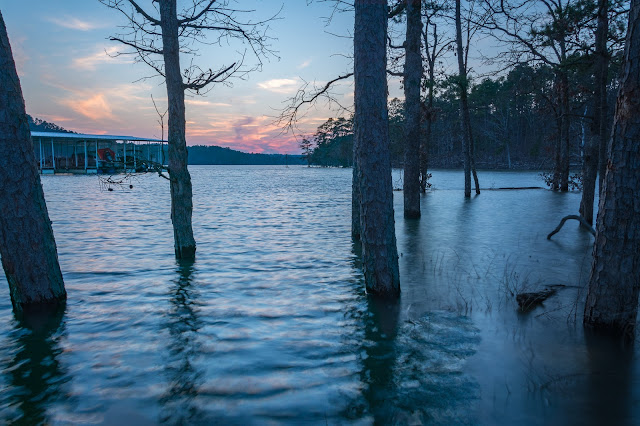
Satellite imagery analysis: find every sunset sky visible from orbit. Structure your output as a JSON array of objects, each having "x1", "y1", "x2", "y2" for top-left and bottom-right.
[{"x1": 0, "y1": 0, "x2": 396, "y2": 154}]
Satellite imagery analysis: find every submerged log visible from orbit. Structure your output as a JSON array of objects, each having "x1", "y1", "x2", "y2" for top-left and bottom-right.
[
  {"x1": 547, "y1": 214, "x2": 596, "y2": 239},
  {"x1": 516, "y1": 288, "x2": 558, "y2": 311}
]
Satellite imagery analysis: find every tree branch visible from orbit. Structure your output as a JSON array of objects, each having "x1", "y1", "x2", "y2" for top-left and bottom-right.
[
  {"x1": 109, "y1": 37, "x2": 163, "y2": 55},
  {"x1": 178, "y1": 0, "x2": 218, "y2": 24},
  {"x1": 126, "y1": 0, "x2": 161, "y2": 25},
  {"x1": 547, "y1": 214, "x2": 596, "y2": 239}
]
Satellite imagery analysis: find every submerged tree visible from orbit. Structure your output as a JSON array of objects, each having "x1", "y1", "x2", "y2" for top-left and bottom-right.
[
  {"x1": 420, "y1": 0, "x2": 450, "y2": 192},
  {"x1": 455, "y1": 0, "x2": 480, "y2": 197},
  {"x1": 579, "y1": 0, "x2": 610, "y2": 226},
  {"x1": 0, "y1": 11, "x2": 66, "y2": 312},
  {"x1": 583, "y1": 0, "x2": 640, "y2": 336},
  {"x1": 403, "y1": 0, "x2": 422, "y2": 218},
  {"x1": 354, "y1": 0, "x2": 401, "y2": 296},
  {"x1": 100, "y1": 0, "x2": 276, "y2": 259}
]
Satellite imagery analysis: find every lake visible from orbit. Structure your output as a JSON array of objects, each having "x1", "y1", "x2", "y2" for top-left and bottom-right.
[{"x1": 0, "y1": 166, "x2": 638, "y2": 425}]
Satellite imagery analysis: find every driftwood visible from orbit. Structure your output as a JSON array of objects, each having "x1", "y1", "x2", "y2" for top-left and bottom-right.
[
  {"x1": 516, "y1": 289, "x2": 556, "y2": 310},
  {"x1": 516, "y1": 285, "x2": 565, "y2": 311},
  {"x1": 547, "y1": 215, "x2": 596, "y2": 239},
  {"x1": 486, "y1": 186, "x2": 545, "y2": 190}
]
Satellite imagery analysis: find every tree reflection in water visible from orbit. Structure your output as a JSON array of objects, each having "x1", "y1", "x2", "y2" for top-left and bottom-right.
[
  {"x1": 343, "y1": 228, "x2": 481, "y2": 424},
  {"x1": 159, "y1": 260, "x2": 205, "y2": 424},
  {"x1": 1, "y1": 305, "x2": 70, "y2": 424},
  {"x1": 359, "y1": 294, "x2": 402, "y2": 423},
  {"x1": 582, "y1": 331, "x2": 634, "y2": 425}
]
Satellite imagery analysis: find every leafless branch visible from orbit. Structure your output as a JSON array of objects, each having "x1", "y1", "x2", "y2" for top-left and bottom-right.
[
  {"x1": 276, "y1": 72, "x2": 354, "y2": 133},
  {"x1": 100, "y1": 0, "x2": 280, "y2": 93}
]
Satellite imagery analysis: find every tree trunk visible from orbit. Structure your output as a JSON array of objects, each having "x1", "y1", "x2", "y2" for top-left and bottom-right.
[
  {"x1": 403, "y1": 0, "x2": 422, "y2": 218},
  {"x1": 0, "y1": 11, "x2": 66, "y2": 313},
  {"x1": 354, "y1": 0, "x2": 400, "y2": 297},
  {"x1": 352, "y1": 153, "x2": 361, "y2": 240},
  {"x1": 580, "y1": 131, "x2": 599, "y2": 224},
  {"x1": 580, "y1": 0, "x2": 609, "y2": 225},
  {"x1": 597, "y1": 0, "x2": 610, "y2": 197},
  {"x1": 456, "y1": 0, "x2": 472, "y2": 197},
  {"x1": 420, "y1": 115, "x2": 431, "y2": 193},
  {"x1": 420, "y1": 23, "x2": 435, "y2": 193},
  {"x1": 559, "y1": 65, "x2": 571, "y2": 192},
  {"x1": 160, "y1": 0, "x2": 196, "y2": 259},
  {"x1": 583, "y1": 0, "x2": 640, "y2": 336},
  {"x1": 468, "y1": 118, "x2": 480, "y2": 194}
]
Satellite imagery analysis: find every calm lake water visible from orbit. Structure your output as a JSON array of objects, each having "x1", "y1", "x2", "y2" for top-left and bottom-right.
[{"x1": 0, "y1": 166, "x2": 638, "y2": 425}]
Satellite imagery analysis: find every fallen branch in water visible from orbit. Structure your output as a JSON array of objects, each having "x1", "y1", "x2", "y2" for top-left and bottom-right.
[
  {"x1": 516, "y1": 284, "x2": 566, "y2": 312},
  {"x1": 547, "y1": 215, "x2": 596, "y2": 239},
  {"x1": 517, "y1": 288, "x2": 557, "y2": 311},
  {"x1": 485, "y1": 186, "x2": 545, "y2": 190}
]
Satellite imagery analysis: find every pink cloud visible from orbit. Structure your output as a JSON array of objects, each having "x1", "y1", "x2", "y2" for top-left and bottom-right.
[
  {"x1": 185, "y1": 115, "x2": 303, "y2": 154},
  {"x1": 61, "y1": 93, "x2": 115, "y2": 121}
]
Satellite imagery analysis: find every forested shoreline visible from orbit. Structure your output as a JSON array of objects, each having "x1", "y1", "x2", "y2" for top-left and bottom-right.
[{"x1": 302, "y1": 62, "x2": 621, "y2": 172}]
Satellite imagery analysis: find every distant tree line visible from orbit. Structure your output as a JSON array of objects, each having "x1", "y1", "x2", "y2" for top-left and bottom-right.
[
  {"x1": 27, "y1": 115, "x2": 74, "y2": 133},
  {"x1": 302, "y1": 61, "x2": 620, "y2": 170},
  {"x1": 188, "y1": 145, "x2": 304, "y2": 166}
]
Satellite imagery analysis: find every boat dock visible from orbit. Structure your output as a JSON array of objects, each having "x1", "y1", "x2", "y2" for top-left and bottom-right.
[{"x1": 31, "y1": 131, "x2": 166, "y2": 174}]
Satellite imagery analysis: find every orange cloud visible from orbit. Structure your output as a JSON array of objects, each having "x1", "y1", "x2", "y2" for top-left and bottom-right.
[{"x1": 62, "y1": 93, "x2": 115, "y2": 121}]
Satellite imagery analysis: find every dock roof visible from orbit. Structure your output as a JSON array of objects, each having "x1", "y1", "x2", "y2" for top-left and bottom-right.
[{"x1": 31, "y1": 131, "x2": 165, "y2": 143}]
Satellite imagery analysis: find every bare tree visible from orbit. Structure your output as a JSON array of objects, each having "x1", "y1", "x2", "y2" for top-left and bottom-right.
[
  {"x1": 99, "y1": 0, "x2": 277, "y2": 259},
  {"x1": 354, "y1": 0, "x2": 401, "y2": 296},
  {"x1": 0, "y1": 11, "x2": 66, "y2": 313},
  {"x1": 455, "y1": 0, "x2": 480, "y2": 197},
  {"x1": 583, "y1": 0, "x2": 640, "y2": 337},
  {"x1": 420, "y1": 0, "x2": 452, "y2": 192},
  {"x1": 479, "y1": 0, "x2": 595, "y2": 191}
]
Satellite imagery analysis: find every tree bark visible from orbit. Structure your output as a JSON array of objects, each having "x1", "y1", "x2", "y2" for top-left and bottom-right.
[
  {"x1": 456, "y1": 0, "x2": 472, "y2": 197},
  {"x1": 596, "y1": 0, "x2": 610, "y2": 197},
  {"x1": 160, "y1": 0, "x2": 196, "y2": 259},
  {"x1": 559, "y1": 68, "x2": 571, "y2": 192},
  {"x1": 420, "y1": 19, "x2": 436, "y2": 193},
  {"x1": 583, "y1": 0, "x2": 640, "y2": 336},
  {"x1": 580, "y1": 130, "x2": 599, "y2": 224},
  {"x1": 468, "y1": 119, "x2": 480, "y2": 194},
  {"x1": 403, "y1": 0, "x2": 422, "y2": 218},
  {"x1": 0, "y1": 11, "x2": 66, "y2": 313},
  {"x1": 352, "y1": 152, "x2": 361, "y2": 240},
  {"x1": 354, "y1": 0, "x2": 400, "y2": 297},
  {"x1": 581, "y1": 0, "x2": 609, "y2": 225}
]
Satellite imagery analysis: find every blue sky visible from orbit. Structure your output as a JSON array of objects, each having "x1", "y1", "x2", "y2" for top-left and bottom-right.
[{"x1": 0, "y1": 0, "x2": 371, "y2": 153}]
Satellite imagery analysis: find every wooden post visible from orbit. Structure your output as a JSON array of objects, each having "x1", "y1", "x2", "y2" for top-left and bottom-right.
[
  {"x1": 39, "y1": 138, "x2": 42, "y2": 171},
  {"x1": 84, "y1": 140, "x2": 87, "y2": 171},
  {"x1": 51, "y1": 138, "x2": 55, "y2": 170}
]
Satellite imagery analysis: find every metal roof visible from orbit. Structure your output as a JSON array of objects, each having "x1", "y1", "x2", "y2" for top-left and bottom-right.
[{"x1": 31, "y1": 131, "x2": 165, "y2": 143}]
